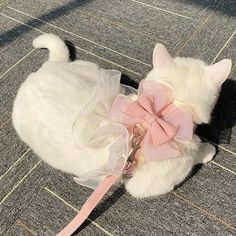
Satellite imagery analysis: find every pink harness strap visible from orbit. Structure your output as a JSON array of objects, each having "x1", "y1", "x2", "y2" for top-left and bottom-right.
[{"x1": 57, "y1": 175, "x2": 119, "y2": 236}]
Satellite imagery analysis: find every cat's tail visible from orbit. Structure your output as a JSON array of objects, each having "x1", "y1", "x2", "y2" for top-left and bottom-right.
[{"x1": 33, "y1": 34, "x2": 69, "y2": 62}]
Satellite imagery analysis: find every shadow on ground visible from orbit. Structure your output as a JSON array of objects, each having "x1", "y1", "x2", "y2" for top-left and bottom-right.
[
  {"x1": 196, "y1": 77, "x2": 236, "y2": 145},
  {"x1": 72, "y1": 185, "x2": 126, "y2": 235},
  {"x1": 179, "y1": 0, "x2": 236, "y2": 16},
  {"x1": 180, "y1": 77, "x2": 236, "y2": 187},
  {"x1": 0, "y1": 0, "x2": 92, "y2": 47}
]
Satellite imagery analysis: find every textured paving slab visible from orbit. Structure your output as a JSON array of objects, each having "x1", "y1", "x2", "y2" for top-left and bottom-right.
[
  {"x1": 1, "y1": 162, "x2": 109, "y2": 236},
  {"x1": 6, "y1": 220, "x2": 36, "y2": 236},
  {"x1": 0, "y1": 15, "x2": 38, "y2": 77},
  {"x1": 3, "y1": 0, "x2": 205, "y2": 57},
  {"x1": 175, "y1": 156, "x2": 236, "y2": 227},
  {"x1": 1, "y1": 0, "x2": 223, "y2": 76},
  {"x1": 18, "y1": 188, "x2": 108, "y2": 235},
  {"x1": 90, "y1": 191, "x2": 235, "y2": 236},
  {"x1": 0, "y1": 150, "x2": 38, "y2": 202},
  {"x1": 0, "y1": 160, "x2": 43, "y2": 235},
  {"x1": 39, "y1": 167, "x2": 236, "y2": 235},
  {"x1": 136, "y1": 0, "x2": 219, "y2": 19},
  {"x1": 1, "y1": 6, "x2": 146, "y2": 80},
  {"x1": 177, "y1": 1, "x2": 236, "y2": 63},
  {"x1": 0, "y1": 0, "x2": 236, "y2": 235},
  {"x1": 0, "y1": 122, "x2": 28, "y2": 177},
  {"x1": 213, "y1": 148, "x2": 236, "y2": 173}
]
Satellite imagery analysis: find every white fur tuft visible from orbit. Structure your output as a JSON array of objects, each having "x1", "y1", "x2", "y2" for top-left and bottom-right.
[{"x1": 33, "y1": 34, "x2": 69, "y2": 62}]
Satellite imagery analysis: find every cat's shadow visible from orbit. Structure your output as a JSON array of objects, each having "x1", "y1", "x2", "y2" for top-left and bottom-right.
[
  {"x1": 65, "y1": 40, "x2": 77, "y2": 61},
  {"x1": 177, "y1": 77, "x2": 236, "y2": 189},
  {"x1": 72, "y1": 185, "x2": 125, "y2": 235},
  {"x1": 196, "y1": 78, "x2": 236, "y2": 145}
]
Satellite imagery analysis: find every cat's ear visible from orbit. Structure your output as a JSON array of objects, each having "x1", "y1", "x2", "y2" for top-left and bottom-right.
[
  {"x1": 207, "y1": 59, "x2": 232, "y2": 86},
  {"x1": 152, "y1": 43, "x2": 174, "y2": 69}
]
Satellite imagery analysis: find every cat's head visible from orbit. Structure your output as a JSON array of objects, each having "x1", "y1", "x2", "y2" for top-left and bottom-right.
[{"x1": 145, "y1": 44, "x2": 232, "y2": 124}]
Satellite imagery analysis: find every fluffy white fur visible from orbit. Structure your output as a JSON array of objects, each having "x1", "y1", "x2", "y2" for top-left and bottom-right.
[
  {"x1": 12, "y1": 34, "x2": 232, "y2": 198},
  {"x1": 13, "y1": 34, "x2": 111, "y2": 176}
]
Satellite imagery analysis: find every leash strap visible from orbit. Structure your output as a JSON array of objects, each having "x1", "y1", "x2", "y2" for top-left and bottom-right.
[
  {"x1": 57, "y1": 124, "x2": 145, "y2": 236},
  {"x1": 56, "y1": 175, "x2": 119, "y2": 236}
]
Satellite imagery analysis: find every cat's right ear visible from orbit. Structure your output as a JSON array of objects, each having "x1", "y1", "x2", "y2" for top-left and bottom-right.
[
  {"x1": 207, "y1": 59, "x2": 232, "y2": 86},
  {"x1": 153, "y1": 43, "x2": 174, "y2": 69}
]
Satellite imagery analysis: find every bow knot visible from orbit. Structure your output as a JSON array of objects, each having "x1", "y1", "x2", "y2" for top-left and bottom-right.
[
  {"x1": 111, "y1": 81, "x2": 193, "y2": 162},
  {"x1": 146, "y1": 114, "x2": 158, "y2": 126}
]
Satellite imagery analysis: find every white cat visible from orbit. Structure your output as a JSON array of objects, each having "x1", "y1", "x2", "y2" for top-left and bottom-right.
[{"x1": 12, "y1": 34, "x2": 232, "y2": 198}]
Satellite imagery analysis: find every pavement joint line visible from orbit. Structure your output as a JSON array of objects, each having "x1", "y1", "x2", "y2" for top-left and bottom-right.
[
  {"x1": 230, "y1": 63, "x2": 236, "y2": 76},
  {"x1": 0, "y1": 118, "x2": 11, "y2": 129},
  {"x1": 0, "y1": 12, "x2": 44, "y2": 33},
  {"x1": 1, "y1": 12, "x2": 143, "y2": 77},
  {"x1": 0, "y1": 160, "x2": 41, "y2": 206},
  {"x1": 174, "y1": 11, "x2": 214, "y2": 56},
  {"x1": 211, "y1": 29, "x2": 236, "y2": 64},
  {"x1": 7, "y1": 6, "x2": 151, "y2": 68},
  {"x1": 174, "y1": 0, "x2": 224, "y2": 57},
  {"x1": 199, "y1": 135, "x2": 236, "y2": 157},
  {"x1": 175, "y1": 0, "x2": 223, "y2": 56},
  {"x1": 0, "y1": 47, "x2": 35, "y2": 79},
  {"x1": 74, "y1": 8, "x2": 158, "y2": 43},
  {"x1": 130, "y1": 0, "x2": 193, "y2": 20},
  {"x1": 44, "y1": 187, "x2": 113, "y2": 236},
  {"x1": 0, "y1": 148, "x2": 31, "y2": 181},
  {"x1": 211, "y1": 161, "x2": 236, "y2": 176},
  {"x1": 71, "y1": 43, "x2": 143, "y2": 77},
  {"x1": 172, "y1": 192, "x2": 236, "y2": 233},
  {"x1": 16, "y1": 219, "x2": 37, "y2": 236}
]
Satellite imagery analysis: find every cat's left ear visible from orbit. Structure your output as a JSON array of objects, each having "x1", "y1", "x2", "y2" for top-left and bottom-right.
[
  {"x1": 207, "y1": 59, "x2": 232, "y2": 86},
  {"x1": 152, "y1": 43, "x2": 174, "y2": 69}
]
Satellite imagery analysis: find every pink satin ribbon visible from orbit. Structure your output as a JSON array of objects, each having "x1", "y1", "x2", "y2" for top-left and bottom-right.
[{"x1": 111, "y1": 80, "x2": 193, "y2": 161}]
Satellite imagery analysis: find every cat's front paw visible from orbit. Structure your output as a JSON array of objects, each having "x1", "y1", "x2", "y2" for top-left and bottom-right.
[
  {"x1": 202, "y1": 143, "x2": 216, "y2": 163},
  {"x1": 125, "y1": 179, "x2": 148, "y2": 198},
  {"x1": 125, "y1": 175, "x2": 173, "y2": 198}
]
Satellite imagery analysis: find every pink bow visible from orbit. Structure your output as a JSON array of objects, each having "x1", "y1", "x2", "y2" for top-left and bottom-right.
[{"x1": 111, "y1": 81, "x2": 193, "y2": 161}]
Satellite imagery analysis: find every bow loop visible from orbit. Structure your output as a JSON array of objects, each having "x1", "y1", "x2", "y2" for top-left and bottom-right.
[
  {"x1": 149, "y1": 118, "x2": 178, "y2": 146},
  {"x1": 138, "y1": 95, "x2": 155, "y2": 114}
]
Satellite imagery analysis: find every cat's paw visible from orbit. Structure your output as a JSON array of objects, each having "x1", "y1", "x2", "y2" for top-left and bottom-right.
[
  {"x1": 202, "y1": 143, "x2": 216, "y2": 163},
  {"x1": 125, "y1": 176, "x2": 173, "y2": 198},
  {"x1": 125, "y1": 178, "x2": 145, "y2": 198},
  {"x1": 124, "y1": 174, "x2": 156, "y2": 198}
]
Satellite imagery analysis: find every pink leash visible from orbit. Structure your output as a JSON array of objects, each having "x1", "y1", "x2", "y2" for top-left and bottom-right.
[
  {"x1": 57, "y1": 124, "x2": 145, "y2": 236},
  {"x1": 57, "y1": 175, "x2": 119, "y2": 236}
]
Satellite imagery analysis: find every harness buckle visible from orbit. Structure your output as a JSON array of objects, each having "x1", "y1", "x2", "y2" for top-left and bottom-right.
[{"x1": 123, "y1": 124, "x2": 146, "y2": 177}]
